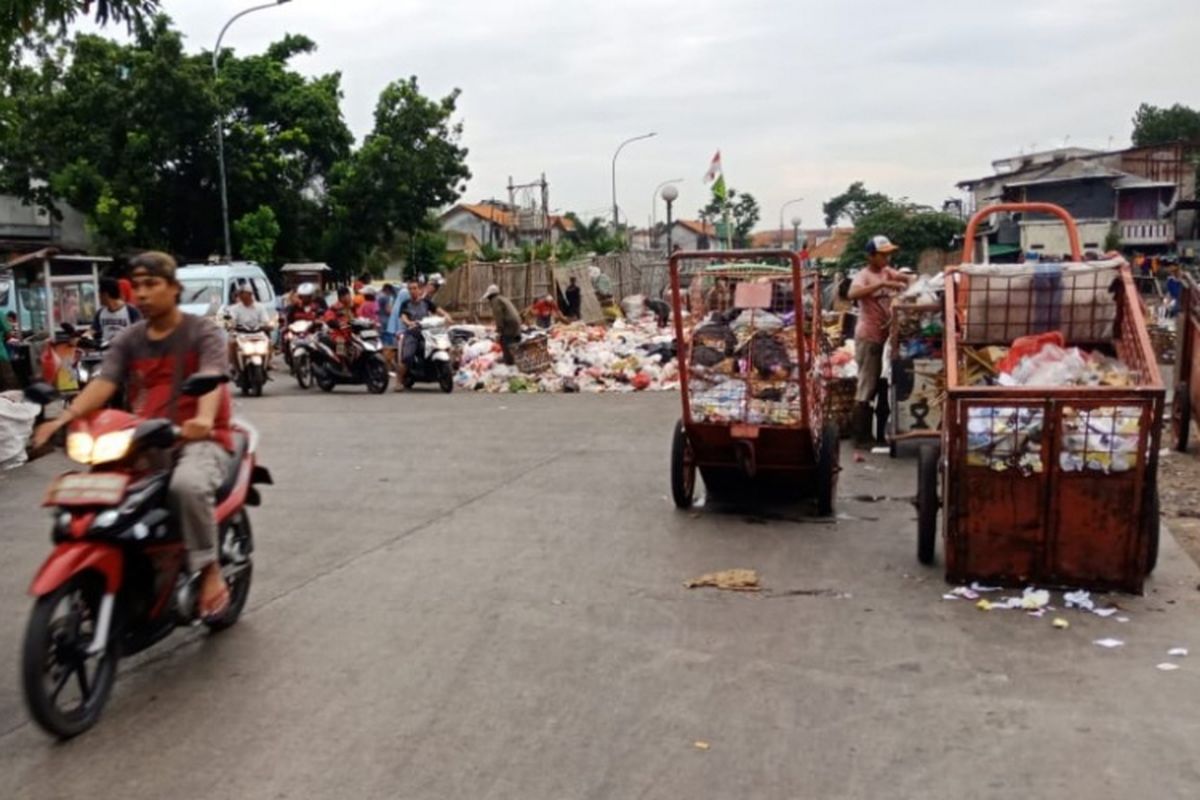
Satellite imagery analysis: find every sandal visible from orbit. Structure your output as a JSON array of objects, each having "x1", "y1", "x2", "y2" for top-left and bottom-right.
[{"x1": 199, "y1": 575, "x2": 231, "y2": 622}]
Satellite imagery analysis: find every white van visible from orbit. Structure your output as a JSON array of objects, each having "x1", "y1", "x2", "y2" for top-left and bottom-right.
[{"x1": 175, "y1": 262, "x2": 277, "y2": 319}]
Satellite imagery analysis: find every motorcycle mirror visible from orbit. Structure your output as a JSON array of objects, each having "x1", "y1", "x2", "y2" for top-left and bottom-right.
[
  {"x1": 23, "y1": 382, "x2": 60, "y2": 407},
  {"x1": 135, "y1": 418, "x2": 176, "y2": 449},
  {"x1": 180, "y1": 374, "x2": 229, "y2": 397}
]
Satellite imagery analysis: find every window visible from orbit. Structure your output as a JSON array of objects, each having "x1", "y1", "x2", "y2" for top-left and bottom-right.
[
  {"x1": 178, "y1": 278, "x2": 225, "y2": 307},
  {"x1": 252, "y1": 277, "x2": 272, "y2": 303}
]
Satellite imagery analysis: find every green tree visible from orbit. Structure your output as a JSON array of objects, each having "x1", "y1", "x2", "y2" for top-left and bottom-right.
[
  {"x1": 3, "y1": 0, "x2": 158, "y2": 49},
  {"x1": 836, "y1": 202, "x2": 964, "y2": 271},
  {"x1": 822, "y1": 181, "x2": 891, "y2": 227},
  {"x1": 324, "y1": 77, "x2": 470, "y2": 274},
  {"x1": 1131, "y1": 103, "x2": 1200, "y2": 147},
  {"x1": 0, "y1": 16, "x2": 353, "y2": 269},
  {"x1": 698, "y1": 187, "x2": 761, "y2": 247},
  {"x1": 233, "y1": 205, "x2": 281, "y2": 267},
  {"x1": 565, "y1": 213, "x2": 620, "y2": 254}
]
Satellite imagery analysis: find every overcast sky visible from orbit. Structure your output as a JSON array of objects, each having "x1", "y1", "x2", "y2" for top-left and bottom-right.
[{"x1": 156, "y1": 0, "x2": 1198, "y2": 232}]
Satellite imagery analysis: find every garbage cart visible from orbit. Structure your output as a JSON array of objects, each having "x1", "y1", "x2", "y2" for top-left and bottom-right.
[
  {"x1": 667, "y1": 249, "x2": 839, "y2": 515},
  {"x1": 918, "y1": 203, "x2": 1165, "y2": 593}
]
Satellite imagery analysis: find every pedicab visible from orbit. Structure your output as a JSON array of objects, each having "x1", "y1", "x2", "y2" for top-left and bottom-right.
[
  {"x1": 667, "y1": 249, "x2": 839, "y2": 515},
  {"x1": 918, "y1": 203, "x2": 1165, "y2": 593}
]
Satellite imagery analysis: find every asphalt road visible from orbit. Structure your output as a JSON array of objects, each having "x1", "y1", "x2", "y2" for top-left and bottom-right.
[{"x1": 2, "y1": 382, "x2": 1199, "y2": 799}]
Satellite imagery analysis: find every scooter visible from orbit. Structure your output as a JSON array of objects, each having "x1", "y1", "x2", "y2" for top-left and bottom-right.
[
  {"x1": 285, "y1": 319, "x2": 317, "y2": 389},
  {"x1": 402, "y1": 316, "x2": 455, "y2": 393},
  {"x1": 309, "y1": 319, "x2": 389, "y2": 394},
  {"x1": 229, "y1": 325, "x2": 271, "y2": 397},
  {"x1": 19, "y1": 375, "x2": 271, "y2": 739}
]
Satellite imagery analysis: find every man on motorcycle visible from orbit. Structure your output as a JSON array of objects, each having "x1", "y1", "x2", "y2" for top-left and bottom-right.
[
  {"x1": 92, "y1": 277, "x2": 142, "y2": 345},
  {"x1": 225, "y1": 282, "x2": 275, "y2": 370},
  {"x1": 32, "y1": 251, "x2": 235, "y2": 620},
  {"x1": 396, "y1": 282, "x2": 450, "y2": 390},
  {"x1": 286, "y1": 282, "x2": 326, "y2": 324}
]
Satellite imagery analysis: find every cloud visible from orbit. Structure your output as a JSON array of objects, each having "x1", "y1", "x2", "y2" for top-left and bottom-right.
[{"x1": 148, "y1": 0, "x2": 1200, "y2": 229}]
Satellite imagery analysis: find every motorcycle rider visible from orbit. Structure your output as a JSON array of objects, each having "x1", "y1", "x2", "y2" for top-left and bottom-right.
[
  {"x1": 286, "y1": 282, "x2": 326, "y2": 324},
  {"x1": 92, "y1": 277, "x2": 142, "y2": 344},
  {"x1": 396, "y1": 282, "x2": 450, "y2": 390},
  {"x1": 225, "y1": 282, "x2": 274, "y2": 371},
  {"x1": 32, "y1": 251, "x2": 235, "y2": 620}
]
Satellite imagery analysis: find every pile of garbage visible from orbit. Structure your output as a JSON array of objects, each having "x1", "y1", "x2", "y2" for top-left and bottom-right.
[
  {"x1": 454, "y1": 318, "x2": 680, "y2": 393},
  {"x1": 962, "y1": 332, "x2": 1143, "y2": 475},
  {"x1": 0, "y1": 391, "x2": 39, "y2": 470}
]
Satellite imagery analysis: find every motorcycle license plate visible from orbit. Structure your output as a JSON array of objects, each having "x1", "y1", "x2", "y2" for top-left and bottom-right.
[
  {"x1": 360, "y1": 330, "x2": 379, "y2": 339},
  {"x1": 45, "y1": 472, "x2": 130, "y2": 507}
]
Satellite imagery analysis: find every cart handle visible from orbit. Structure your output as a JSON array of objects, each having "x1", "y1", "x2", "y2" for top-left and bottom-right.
[{"x1": 961, "y1": 202, "x2": 1082, "y2": 264}]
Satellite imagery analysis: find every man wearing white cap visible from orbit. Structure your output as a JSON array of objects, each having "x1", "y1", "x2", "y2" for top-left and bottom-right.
[
  {"x1": 483, "y1": 284, "x2": 522, "y2": 365},
  {"x1": 847, "y1": 235, "x2": 912, "y2": 450}
]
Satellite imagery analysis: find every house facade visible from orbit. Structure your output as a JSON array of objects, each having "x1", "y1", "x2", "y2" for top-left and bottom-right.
[
  {"x1": 439, "y1": 201, "x2": 575, "y2": 252},
  {"x1": 957, "y1": 143, "x2": 1197, "y2": 259},
  {"x1": 668, "y1": 220, "x2": 724, "y2": 251}
]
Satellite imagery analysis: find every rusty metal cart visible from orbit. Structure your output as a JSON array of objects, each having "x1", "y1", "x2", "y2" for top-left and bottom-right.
[
  {"x1": 887, "y1": 300, "x2": 945, "y2": 456},
  {"x1": 667, "y1": 250, "x2": 838, "y2": 514},
  {"x1": 1172, "y1": 275, "x2": 1200, "y2": 451},
  {"x1": 919, "y1": 203, "x2": 1165, "y2": 593}
]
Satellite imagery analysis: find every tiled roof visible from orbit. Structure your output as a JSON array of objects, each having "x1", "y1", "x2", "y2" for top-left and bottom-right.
[
  {"x1": 675, "y1": 219, "x2": 717, "y2": 236},
  {"x1": 808, "y1": 229, "x2": 854, "y2": 261}
]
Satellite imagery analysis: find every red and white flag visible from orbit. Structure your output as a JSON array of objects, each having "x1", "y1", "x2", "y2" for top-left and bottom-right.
[{"x1": 703, "y1": 150, "x2": 722, "y2": 183}]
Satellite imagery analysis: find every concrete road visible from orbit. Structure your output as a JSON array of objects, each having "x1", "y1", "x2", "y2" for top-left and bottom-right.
[{"x1": 2, "y1": 383, "x2": 1199, "y2": 799}]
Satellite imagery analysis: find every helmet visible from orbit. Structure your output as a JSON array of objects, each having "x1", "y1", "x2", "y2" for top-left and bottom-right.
[{"x1": 297, "y1": 282, "x2": 315, "y2": 297}]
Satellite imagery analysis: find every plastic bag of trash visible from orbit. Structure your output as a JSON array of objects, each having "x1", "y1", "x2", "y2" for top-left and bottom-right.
[{"x1": 0, "y1": 391, "x2": 39, "y2": 470}]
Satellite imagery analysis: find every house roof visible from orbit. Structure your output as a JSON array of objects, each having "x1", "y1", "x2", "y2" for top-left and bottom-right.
[
  {"x1": 675, "y1": 219, "x2": 717, "y2": 237},
  {"x1": 808, "y1": 229, "x2": 854, "y2": 261},
  {"x1": 443, "y1": 203, "x2": 576, "y2": 233},
  {"x1": 281, "y1": 262, "x2": 332, "y2": 273}
]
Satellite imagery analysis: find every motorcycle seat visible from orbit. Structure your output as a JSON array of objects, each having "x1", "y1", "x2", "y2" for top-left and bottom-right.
[{"x1": 216, "y1": 431, "x2": 249, "y2": 502}]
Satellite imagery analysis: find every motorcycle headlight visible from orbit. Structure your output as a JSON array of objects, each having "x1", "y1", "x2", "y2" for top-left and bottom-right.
[
  {"x1": 91, "y1": 430, "x2": 135, "y2": 465},
  {"x1": 433, "y1": 335, "x2": 451, "y2": 348},
  {"x1": 242, "y1": 340, "x2": 270, "y2": 356},
  {"x1": 66, "y1": 432, "x2": 95, "y2": 464}
]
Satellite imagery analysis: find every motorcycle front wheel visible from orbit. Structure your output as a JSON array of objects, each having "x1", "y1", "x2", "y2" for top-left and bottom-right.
[
  {"x1": 365, "y1": 357, "x2": 389, "y2": 394},
  {"x1": 22, "y1": 574, "x2": 119, "y2": 739},
  {"x1": 315, "y1": 364, "x2": 336, "y2": 393},
  {"x1": 295, "y1": 351, "x2": 312, "y2": 389},
  {"x1": 437, "y1": 362, "x2": 454, "y2": 394},
  {"x1": 206, "y1": 510, "x2": 254, "y2": 632},
  {"x1": 249, "y1": 364, "x2": 265, "y2": 398}
]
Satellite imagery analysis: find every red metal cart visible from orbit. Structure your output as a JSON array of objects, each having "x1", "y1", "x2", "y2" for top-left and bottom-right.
[
  {"x1": 918, "y1": 203, "x2": 1165, "y2": 593},
  {"x1": 1172, "y1": 275, "x2": 1200, "y2": 451},
  {"x1": 667, "y1": 249, "x2": 838, "y2": 514}
]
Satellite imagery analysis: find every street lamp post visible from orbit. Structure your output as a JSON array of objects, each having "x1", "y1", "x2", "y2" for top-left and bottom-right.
[
  {"x1": 611, "y1": 132, "x2": 656, "y2": 236},
  {"x1": 213, "y1": 0, "x2": 292, "y2": 263},
  {"x1": 661, "y1": 183, "x2": 679, "y2": 256},
  {"x1": 651, "y1": 178, "x2": 682, "y2": 249},
  {"x1": 778, "y1": 196, "x2": 803, "y2": 251},
  {"x1": 791, "y1": 216, "x2": 802, "y2": 251}
]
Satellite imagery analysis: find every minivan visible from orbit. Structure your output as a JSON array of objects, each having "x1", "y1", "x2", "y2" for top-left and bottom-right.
[{"x1": 176, "y1": 262, "x2": 277, "y2": 318}]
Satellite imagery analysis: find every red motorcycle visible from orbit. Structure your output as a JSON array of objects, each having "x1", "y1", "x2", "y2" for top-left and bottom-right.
[{"x1": 20, "y1": 375, "x2": 272, "y2": 738}]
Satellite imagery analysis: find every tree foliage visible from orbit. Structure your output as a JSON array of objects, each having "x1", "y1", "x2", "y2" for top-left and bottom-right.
[
  {"x1": 2, "y1": 0, "x2": 159, "y2": 51},
  {"x1": 822, "y1": 181, "x2": 891, "y2": 227},
  {"x1": 0, "y1": 17, "x2": 470, "y2": 281},
  {"x1": 565, "y1": 213, "x2": 622, "y2": 255},
  {"x1": 699, "y1": 188, "x2": 761, "y2": 247},
  {"x1": 1131, "y1": 103, "x2": 1200, "y2": 147},
  {"x1": 836, "y1": 200, "x2": 963, "y2": 271}
]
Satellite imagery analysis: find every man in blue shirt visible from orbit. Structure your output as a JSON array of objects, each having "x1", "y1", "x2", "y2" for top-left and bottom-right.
[{"x1": 386, "y1": 281, "x2": 412, "y2": 387}]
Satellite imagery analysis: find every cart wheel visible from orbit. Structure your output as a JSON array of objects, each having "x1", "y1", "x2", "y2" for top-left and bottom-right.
[
  {"x1": 1146, "y1": 484, "x2": 1160, "y2": 576},
  {"x1": 917, "y1": 444, "x2": 939, "y2": 565},
  {"x1": 670, "y1": 420, "x2": 696, "y2": 510},
  {"x1": 816, "y1": 421, "x2": 839, "y2": 517},
  {"x1": 1174, "y1": 382, "x2": 1191, "y2": 452}
]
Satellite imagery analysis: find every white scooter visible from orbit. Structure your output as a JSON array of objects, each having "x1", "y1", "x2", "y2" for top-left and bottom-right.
[
  {"x1": 402, "y1": 316, "x2": 455, "y2": 393},
  {"x1": 231, "y1": 325, "x2": 271, "y2": 397}
]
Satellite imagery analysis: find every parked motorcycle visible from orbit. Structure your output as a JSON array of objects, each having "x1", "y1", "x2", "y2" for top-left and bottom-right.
[
  {"x1": 19, "y1": 375, "x2": 271, "y2": 739},
  {"x1": 402, "y1": 316, "x2": 455, "y2": 393},
  {"x1": 309, "y1": 318, "x2": 389, "y2": 394},
  {"x1": 229, "y1": 325, "x2": 271, "y2": 397},
  {"x1": 74, "y1": 333, "x2": 108, "y2": 390}
]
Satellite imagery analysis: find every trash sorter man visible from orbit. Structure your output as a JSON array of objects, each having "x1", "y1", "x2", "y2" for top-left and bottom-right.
[{"x1": 846, "y1": 235, "x2": 912, "y2": 449}]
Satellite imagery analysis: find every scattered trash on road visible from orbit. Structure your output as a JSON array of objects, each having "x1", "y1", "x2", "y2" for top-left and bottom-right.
[
  {"x1": 684, "y1": 569, "x2": 761, "y2": 592},
  {"x1": 1168, "y1": 647, "x2": 1189, "y2": 657},
  {"x1": 693, "y1": 741, "x2": 711, "y2": 751},
  {"x1": 1156, "y1": 663, "x2": 1181, "y2": 672},
  {"x1": 1093, "y1": 638, "x2": 1125, "y2": 649},
  {"x1": 1053, "y1": 618, "x2": 1070, "y2": 630}
]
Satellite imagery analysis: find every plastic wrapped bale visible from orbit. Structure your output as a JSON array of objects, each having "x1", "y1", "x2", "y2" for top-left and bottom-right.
[{"x1": 0, "y1": 392, "x2": 39, "y2": 470}]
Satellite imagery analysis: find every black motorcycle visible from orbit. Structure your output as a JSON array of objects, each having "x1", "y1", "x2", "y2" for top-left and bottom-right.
[{"x1": 306, "y1": 318, "x2": 389, "y2": 394}]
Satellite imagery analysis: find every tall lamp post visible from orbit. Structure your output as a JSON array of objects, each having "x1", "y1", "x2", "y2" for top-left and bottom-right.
[
  {"x1": 778, "y1": 196, "x2": 803, "y2": 251},
  {"x1": 791, "y1": 216, "x2": 803, "y2": 251},
  {"x1": 213, "y1": 0, "x2": 292, "y2": 263},
  {"x1": 651, "y1": 178, "x2": 682, "y2": 249},
  {"x1": 661, "y1": 183, "x2": 679, "y2": 255},
  {"x1": 611, "y1": 132, "x2": 656, "y2": 236}
]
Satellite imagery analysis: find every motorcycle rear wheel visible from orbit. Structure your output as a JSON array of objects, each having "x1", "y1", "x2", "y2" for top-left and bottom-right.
[
  {"x1": 365, "y1": 357, "x2": 389, "y2": 394},
  {"x1": 315, "y1": 366, "x2": 336, "y2": 393},
  {"x1": 438, "y1": 362, "x2": 454, "y2": 393},
  {"x1": 22, "y1": 574, "x2": 119, "y2": 739}
]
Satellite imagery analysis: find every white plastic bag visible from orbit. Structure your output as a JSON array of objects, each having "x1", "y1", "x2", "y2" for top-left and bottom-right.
[{"x1": 0, "y1": 391, "x2": 39, "y2": 470}]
